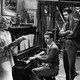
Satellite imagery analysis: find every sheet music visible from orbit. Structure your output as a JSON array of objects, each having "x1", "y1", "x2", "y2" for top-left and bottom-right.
[
  {"x1": 20, "y1": 35, "x2": 29, "y2": 51},
  {"x1": 28, "y1": 34, "x2": 34, "y2": 47},
  {"x1": 13, "y1": 46, "x2": 18, "y2": 54}
]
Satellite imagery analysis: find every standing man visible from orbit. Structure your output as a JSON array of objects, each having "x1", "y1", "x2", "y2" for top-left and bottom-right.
[
  {"x1": 27, "y1": 31, "x2": 59, "y2": 80},
  {"x1": 59, "y1": 8, "x2": 79, "y2": 80}
]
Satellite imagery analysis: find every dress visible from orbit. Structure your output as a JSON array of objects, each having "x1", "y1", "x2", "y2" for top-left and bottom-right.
[{"x1": 0, "y1": 30, "x2": 14, "y2": 80}]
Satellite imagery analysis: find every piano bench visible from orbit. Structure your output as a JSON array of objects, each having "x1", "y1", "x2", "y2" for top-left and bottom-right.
[{"x1": 40, "y1": 76, "x2": 56, "y2": 80}]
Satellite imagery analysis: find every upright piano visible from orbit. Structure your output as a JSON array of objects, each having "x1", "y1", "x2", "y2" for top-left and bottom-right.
[
  {"x1": 13, "y1": 45, "x2": 42, "y2": 80},
  {"x1": 8, "y1": 25, "x2": 42, "y2": 80}
]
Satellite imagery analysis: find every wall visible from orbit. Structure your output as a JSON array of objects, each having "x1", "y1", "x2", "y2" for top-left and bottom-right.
[
  {"x1": 24, "y1": 0, "x2": 37, "y2": 10},
  {"x1": 17, "y1": 0, "x2": 38, "y2": 13},
  {"x1": 24, "y1": 0, "x2": 38, "y2": 26},
  {"x1": 17, "y1": 0, "x2": 38, "y2": 26},
  {"x1": 0, "y1": 0, "x2": 38, "y2": 26}
]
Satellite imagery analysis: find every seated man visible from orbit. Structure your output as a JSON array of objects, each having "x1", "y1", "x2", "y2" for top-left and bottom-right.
[{"x1": 27, "y1": 31, "x2": 59, "y2": 80}]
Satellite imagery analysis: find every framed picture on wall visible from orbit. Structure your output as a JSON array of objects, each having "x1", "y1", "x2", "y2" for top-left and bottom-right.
[
  {"x1": 24, "y1": 9, "x2": 37, "y2": 26},
  {"x1": 28, "y1": 11, "x2": 34, "y2": 23},
  {"x1": 1, "y1": 0, "x2": 17, "y2": 16}
]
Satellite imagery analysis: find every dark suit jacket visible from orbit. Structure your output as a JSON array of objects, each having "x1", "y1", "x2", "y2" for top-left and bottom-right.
[
  {"x1": 60, "y1": 17, "x2": 80, "y2": 46},
  {"x1": 37, "y1": 41, "x2": 59, "y2": 68},
  {"x1": 32, "y1": 42, "x2": 59, "y2": 77}
]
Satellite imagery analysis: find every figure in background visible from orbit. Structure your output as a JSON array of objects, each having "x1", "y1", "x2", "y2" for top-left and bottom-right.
[
  {"x1": 27, "y1": 31, "x2": 59, "y2": 80},
  {"x1": 24, "y1": 10, "x2": 30, "y2": 23},
  {"x1": 21, "y1": 10, "x2": 30, "y2": 23},
  {"x1": 15, "y1": 13, "x2": 21, "y2": 27},
  {"x1": 0, "y1": 16, "x2": 27, "y2": 80},
  {"x1": 59, "y1": 8, "x2": 79, "y2": 80}
]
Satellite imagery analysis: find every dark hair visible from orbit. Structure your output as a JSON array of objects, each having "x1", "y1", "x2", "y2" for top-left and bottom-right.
[
  {"x1": 63, "y1": 8, "x2": 72, "y2": 14},
  {"x1": 44, "y1": 31, "x2": 53, "y2": 38}
]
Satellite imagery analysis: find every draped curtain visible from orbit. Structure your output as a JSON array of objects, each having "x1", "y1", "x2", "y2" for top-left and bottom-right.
[{"x1": 37, "y1": 1, "x2": 55, "y2": 48}]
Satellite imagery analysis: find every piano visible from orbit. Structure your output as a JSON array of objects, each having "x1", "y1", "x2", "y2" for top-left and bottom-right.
[
  {"x1": 14, "y1": 45, "x2": 42, "y2": 68},
  {"x1": 8, "y1": 26, "x2": 43, "y2": 80},
  {"x1": 8, "y1": 25, "x2": 37, "y2": 41},
  {"x1": 13, "y1": 45, "x2": 42, "y2": 80}
]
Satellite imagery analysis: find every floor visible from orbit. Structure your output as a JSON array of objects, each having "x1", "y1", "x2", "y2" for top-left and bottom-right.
[
  {"x1": 56, "y1": 53, "x2": 80, "y2": 80},
  {"x1": 13, "y1": 52, "x2": 80, "y2": 80}
]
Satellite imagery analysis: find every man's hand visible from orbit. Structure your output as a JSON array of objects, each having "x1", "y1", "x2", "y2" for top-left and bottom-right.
[
  {"x1": 36, "y1": 55, "x2": 41, "y2": 58},
  {"x1": 66, "y1": 30, "x2": 70, "y2": 34},
  {"x1": 34, "y1": 51, "x2": 45, "y2": 59},
  {"x1": 38, "y1": 51, "x2": 45, "y2": 56},
  {"x1": 26, "y1": 60, "x2": 30, "y2": 64},
  {"x1": 67, "y1": 30, "x2": 73, "y2": 34},
  {"x1": 69, "y1": 31, "x2": 73, "y2": 34},
  {"x1": 66, "y1": 30, "x2": 74, "y2": 38},
  {"x1": 28, "y1": 56, "x2": 36, "y2": 61},
  {"x1": 26, "y1": 56, "x2": 36, "y2": 64}
]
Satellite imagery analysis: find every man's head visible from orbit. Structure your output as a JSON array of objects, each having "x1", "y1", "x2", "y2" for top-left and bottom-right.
[
  {"x1": 63, "y1": 8, "x2": 73, "y2": 21},
  {"x1": 44, "y1": 31, "x2": 53, "y2": 45}
]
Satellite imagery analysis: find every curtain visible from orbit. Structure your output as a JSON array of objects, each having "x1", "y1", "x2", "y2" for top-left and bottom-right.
[{"x1": 37, "y1": 1, "x2": 55, "y2": 48}]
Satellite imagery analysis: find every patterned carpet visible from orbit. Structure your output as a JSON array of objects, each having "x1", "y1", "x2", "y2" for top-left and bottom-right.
[
  {"x1": 55, "y1": 54, "x2": 80, "y2": 80},
  {"x1": 56, "y1": 75, "x2": 66, "y2": 80},
  {"x1": 30, "y1": 54, "x2": 80, "y2": 80}
]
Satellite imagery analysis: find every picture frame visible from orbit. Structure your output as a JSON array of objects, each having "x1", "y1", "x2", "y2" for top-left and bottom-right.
[
  {"x1": 1, "y1": 0, "x2": 17, "y2": 16},
  {"x1": 25, "y1": 9, "x2": 37, "y2": 26}
]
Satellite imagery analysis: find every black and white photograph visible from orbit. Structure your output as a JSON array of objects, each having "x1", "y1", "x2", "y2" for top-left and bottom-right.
[
  {"x1": 1, "y1": 0, "x2": 17, "y2": 16},
  {"x1": 0, "y1": 0, "x2": 80, "y2": 80}
]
